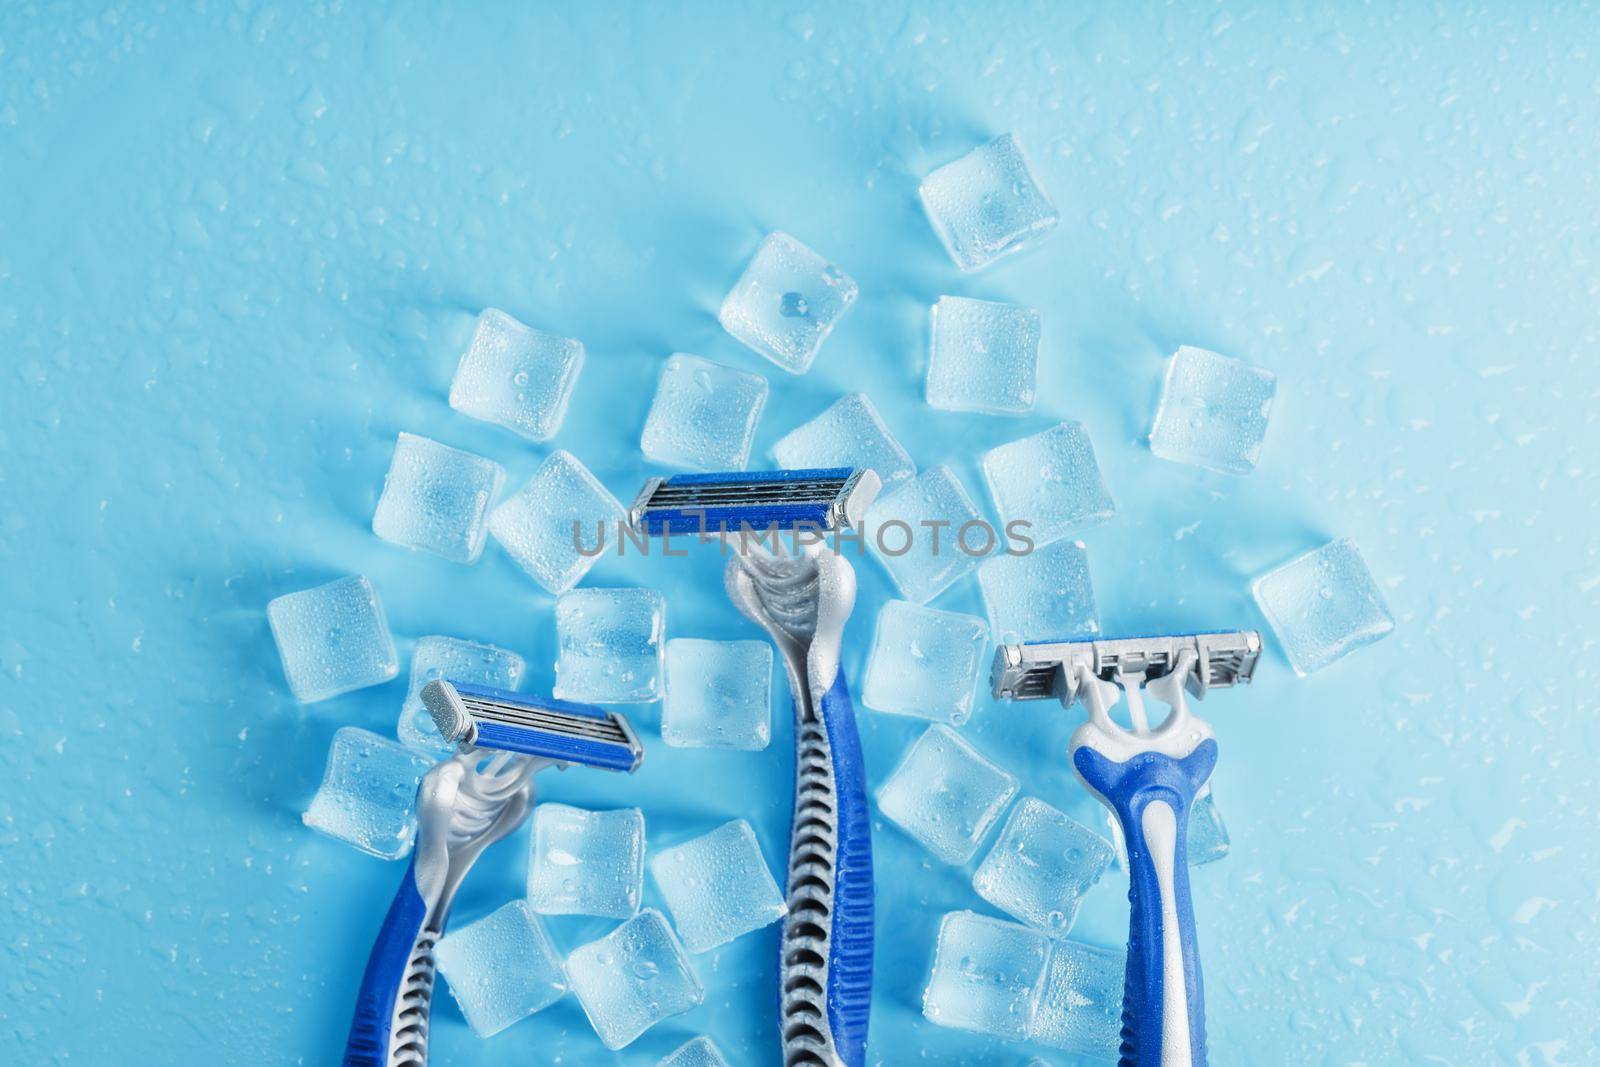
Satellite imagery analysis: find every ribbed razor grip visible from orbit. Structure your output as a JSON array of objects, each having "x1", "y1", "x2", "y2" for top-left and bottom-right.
[
  {"x1": 780, "y1": 672, "x2": 873, "y2": 1067},
  {"x1": 343, "y1": 864, "x2": 439, "y2": 1067},
  {"x1": 1075, "y1": 740, "x2": 1217, "y2": 1067}
]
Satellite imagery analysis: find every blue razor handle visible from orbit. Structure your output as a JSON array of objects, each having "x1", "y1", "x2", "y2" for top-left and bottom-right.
[
  {"x1": 782, "y1": 672, "x2": 873, "y2": 1067},
  {"x1": 343, "y1": 863, "x2": 437, "y2": 1067},
  {"x1": 1074, "y1": 737, "x2": 1217, "y2": 1067}
]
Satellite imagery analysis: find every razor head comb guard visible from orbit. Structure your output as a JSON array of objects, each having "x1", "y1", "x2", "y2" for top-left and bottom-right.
[
  {"x1": 420, "y1": 680, "x2": 643, "y2": 773},
  {"x1": 992, "y1": 631, "x2": 1263, "y2": 708},
  {"x1": 629, "y1": 466, "x2": 880, "y2": 536}
]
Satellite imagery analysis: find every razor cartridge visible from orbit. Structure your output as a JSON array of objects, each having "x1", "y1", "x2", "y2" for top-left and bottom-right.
[
  {"x1": 629, "y1": 466, "x2": 880, "y2": 536},
  {"x1": 421, "y1": 679, "x2": 643, "y2": 773},
  {"x1": 991, "y1": 631, "x2": 1262, "y2": 708}
]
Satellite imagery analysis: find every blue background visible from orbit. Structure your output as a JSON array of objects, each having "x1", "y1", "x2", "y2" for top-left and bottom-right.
[{"x1": 3, "y1": 3, "x2": 1597, "y2": 1064}]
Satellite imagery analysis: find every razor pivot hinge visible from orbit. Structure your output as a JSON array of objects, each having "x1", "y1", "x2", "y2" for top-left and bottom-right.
[{"x1": 991, "y1": 631, "x2": 1263, "y2": 709}]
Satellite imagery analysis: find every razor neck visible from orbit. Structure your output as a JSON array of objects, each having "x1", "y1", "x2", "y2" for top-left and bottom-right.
[{"x1": 725, "y1": 547, "x2": 855, "y2": 715}]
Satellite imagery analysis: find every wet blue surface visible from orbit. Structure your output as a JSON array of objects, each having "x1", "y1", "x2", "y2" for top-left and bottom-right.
[{"x1": 3, "y1": 3, "x2": 1598, "y2": 1064}]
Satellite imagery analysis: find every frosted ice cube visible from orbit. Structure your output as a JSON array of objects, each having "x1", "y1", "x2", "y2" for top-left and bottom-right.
[
  {"x1": 449, "y1": 307, "x2": 584, "y2": 442},
  {"x1": 488, "y1": 451, "x2": 627, "y2": 594},
  {"x1": 876, "y1": 725, "x2": 1018, "y2": 864},
  {"x1": 1252, "y1": 538, "x2": 1394, "y2": 675},
  {"x1": 718, "y1": 231, "x2": 858, "y2": 374},
  {"x1": 640, "y1": 353, "x2": 769, "y2": 471},
  {"x1": 371, "y1": 432, "x2": 505, "y2": 564},
  {"x1": 972, "y1": 797, "x2": 1115, "y2": 934},
  {"x1": 268, "y1": 575, "x2": 399, "y2": 703},
  {"x1": 926, "y1": 296, "x2": 1041, "y2": 415},
  {"x1": 922, "y1": 910, "x2": 1050, "y2": 1040},
  {"x1": 919, "y1": 134, "x2": 1059, "y2": 272},
  {"x1": 1105, "y1": 788, "x2": 1231, "y2": 869},
  {"x1": 648, "y1": 819, "x2": 788, "y2": 953},
  {"x1": 861, "y1": 600, "x2": 989, "y2": 726},
  {"x1": 434, "y1": 900, "x2": 567, "y2": 1037},
  {"x1": 396, "y1": 636, "x2": 525, "y2": 758},
  {"x1": 661, "y1": 638, "x2": 773, "y2": 750},
  {"x1": 657, "y1": 1036, "x2": 731, "y2": 1067},
  {"x1": 1028, "y1": 939, "x2": 1125, "y2": 1057},
  {"x1": 1148, "y1": 345, "x2": 1277, "y2": 475},
  {"x1": 565, "y1": 909, "x2": 704, "y2": 1050},
  {"x1": 771, "y1": 392, "x2": 916, "y2": 490},
  {"x1": 301, "y1": 726, "x2": 432, "y2": 859},
  {"x1": 526, "y1": 803, "x2": 646, "y2": 919},
  {"x1": 1188, "y1": 790, "x2": 1231, "y2": 865},
  {"x1": 981, "y1": 421, "x2": 1114, "y2": 546},
  {"x1": 864, "y1": 465, "x2": 986, "y2": 604},
  {"x1": 977, "y1": 538, "x2": 1099, "y2": 645},
  {"x1": 553, "y1": 587, "x2": 664, "y2": 703}
]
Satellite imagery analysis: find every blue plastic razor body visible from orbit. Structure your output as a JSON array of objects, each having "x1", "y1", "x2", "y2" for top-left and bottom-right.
[
  {"x1": 787, "y1": 671, "x2": 873, "y2": 1067},
  {"x1": 343, "y1": 863, "x2": 434, "y2": 1067},
  {"x1": 1075, "y1": 739, "x2": 1217, "y2": 1067}
]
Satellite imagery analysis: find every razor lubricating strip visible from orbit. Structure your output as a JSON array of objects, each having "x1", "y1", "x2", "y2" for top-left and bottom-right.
[
  {"x1": 422, "y1": 680, "x2": 642, "y2": 772},
  {"x1": 629, "y1": 466, "x2": 874, "y2": 535}
]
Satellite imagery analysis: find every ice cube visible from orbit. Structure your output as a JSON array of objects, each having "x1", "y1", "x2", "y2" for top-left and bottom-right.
[
  {"x1": 661, "y1": 638, "x2": 773, "y2": 750},
  {"x1": 861, "y1": 600, "x2": 989, "y2": 726},
  {"x1": 647, "y1": 819, "x2": 788, "y2": 953},
  {"x1": 921, "y1": 910, "x2": 1050, "y2": 1040},
  {"x1": 488, "y1": 450, "x2": 627, "y2": 594},
  {"x1": 1252, "y1": 538, "x2": 1394, "y2": 675},
  {"x1": 976, "y1": 538, "x2": 1098, "y2": 645},
  {"x1": 919, "y1": 134, "x2": 1059, "y2": 272},
  {"x1": 565, "y1": 909, "x2": 704, "y2": 1050},
  {"x1": 526, "y1": 803, "x2": 646, "y2": 919},
  {"x1": 972, "y1": 797, "x2": 1115, "y2": 935},
  {"x1": 371, "y1": 432, "x2": 505, "y2": 564},
  {"x1": 1028, "y1": 939, "x2": 1125, "y2": 1057},
  {"x1": 864, "y1": 465, "x2": 986, "y2": 604},
  {"x1": 657, "y1": 1036, "x2": 731, "y2": 1067},
  {"x1": 1187, "y1": 790, "x2": 1231, "y2": 866},
  {"x1": 301, "y1": 726, "x2": 432, "y2": 859},
  {"x1": 639, "y1": 353, "x2": 769, "y2": 471},
  {"x1": 396, "y1": 636, "x2": 525, "y2": 758},
  {"x1": 268, "y1": 575, "x2": 399, "y2": 703},
  {"x1": 1104, "y1": 788, "x2": 1231, "y2": 869},
  {"x1": 925, "y1": 296, "x2": 1041, "y2": 415},
  {"x1": 434, "y1": 900, "x2": 567, "y2": 1037},
  {"x1": 1148, "y1": 345, "x2": 1277, "y2": 475},
  {"x1": 771, "y1": 392, "x2": 916, "y2": 490},
  {"x1": 553, "y1": 587, "x2": 665, "y2": 703},
  {"x1": 449, "y1": 307, "x2": 585, "y2": 442},
  {"x1": 718, "y1": 231, "x2": 858, "y2": 374},
  {"x1": 981, "y1": 421, "x2": 1114, "y2": 546},
  {"x1": 876, "y1": 725, "x2": 1018, "y2": 864}
]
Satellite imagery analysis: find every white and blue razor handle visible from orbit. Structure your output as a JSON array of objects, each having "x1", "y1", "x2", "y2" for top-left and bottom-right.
[{"x1": 1073, "y1": 725, "x2": 1216, "y2": 1067}]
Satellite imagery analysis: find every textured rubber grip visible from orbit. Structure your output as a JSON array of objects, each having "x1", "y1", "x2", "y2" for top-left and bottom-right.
[
  {"x1": 342, "y1": 863, "x2": 436, "y2": 1067},
  {"x1": 1074, "y1": 740, "x2": 1217, "y2": 1067},
  {"x1": 779, "y1": 672, "x2": 873, "y2": 1067}
]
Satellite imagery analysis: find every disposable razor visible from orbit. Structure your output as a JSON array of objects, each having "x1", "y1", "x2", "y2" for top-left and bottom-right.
[
  {"x1": 342, "y1": 681, "x2": 642, "y2": 1067},
  {"x1": 631, "y1": 467, "x2": 880, "y2": 1067},
  {"x1": 991, "y1": 632, "x2": 1261, "y2": 1067}
]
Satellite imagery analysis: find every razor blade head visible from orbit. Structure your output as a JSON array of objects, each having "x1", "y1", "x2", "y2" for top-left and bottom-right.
[
  {"x1": 629, "y1": 466, "x2": 881, "y2": 537},
  {"x1": 991, "y1": 631, "x2": 1263, "y2": 708},
  {"x1": 421, "y1": 680, "x2": 643, "y2": 773}
]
